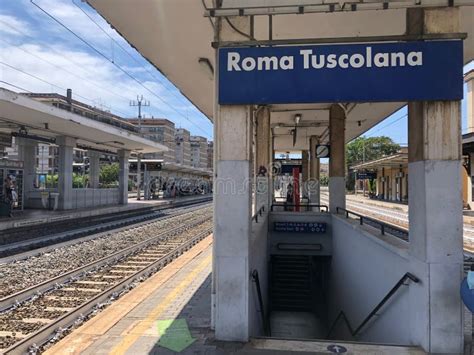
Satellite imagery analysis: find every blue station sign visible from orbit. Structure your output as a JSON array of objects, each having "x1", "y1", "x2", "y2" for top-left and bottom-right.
[{"x1": 218, "y1": 40, "x2": 463, "y2": 104}]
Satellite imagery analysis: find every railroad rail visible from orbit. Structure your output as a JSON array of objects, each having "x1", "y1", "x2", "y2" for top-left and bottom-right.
[
  {"x1": 0, "y1": 197, "x2": 212, "y2": 258},
  {"x1": 0, "y1": 213, "x2": 213, "y2": 353}
]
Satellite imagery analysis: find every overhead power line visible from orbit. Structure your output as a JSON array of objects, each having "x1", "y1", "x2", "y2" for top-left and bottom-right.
[
  {"x1": 72, "y1": 0, "x2": 190, "y2": 107},
  {"x1": 367, "y1": 113, "x2": 408, "y2": 137},
  {"x1": 0, "y1": 20, "x2": 174, "y2": 119},
  {"x1": 30, "y1": 0, "x2": 211, "y2": 137},
  {"x1": 0, "y1": 80, "x2": 33, "y2": 93},
  {"x1": 0, "y1": 37, "x2": 133, "y2": 117}
]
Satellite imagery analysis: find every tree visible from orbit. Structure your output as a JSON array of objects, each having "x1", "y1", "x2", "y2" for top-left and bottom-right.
[
  {"x1": 346, "y1": 136, "x2": 400, "y2": 191},
  {"x1": 346, "y1": 136, "x2": 400, "y2": 167},
  {"x1": 319, "y1": 174, "x2": 329, "y2": 186},
  {"x1": 100, "y1": 163, "x2": 119, "y2": 187}
]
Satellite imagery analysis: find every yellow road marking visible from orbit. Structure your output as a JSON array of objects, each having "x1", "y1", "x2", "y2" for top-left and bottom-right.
[{"x1": 109, "y1": 253, "x2": 212, "y2": 355}]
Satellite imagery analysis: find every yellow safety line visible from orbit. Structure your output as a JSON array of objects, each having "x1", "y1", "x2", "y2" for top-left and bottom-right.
[{"x1": 109, "y1": 253, "x2": 212, "y2": 355}]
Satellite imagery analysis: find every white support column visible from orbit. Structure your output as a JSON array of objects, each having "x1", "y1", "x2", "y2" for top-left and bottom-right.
[
  {"x1": 406, "y1": 8, "x2": 463, "y2": 354},
  {"x1": 214, "y1": 104, "x2": 252, "y2": 341},
  {"x1": 329, "y1": 104, "x2": 346, "y2": 213},
  {"x1": 17, "y1": 137, "x2": 37, "y2": 197},
  {"x1": 136, "y1": 154, "x2": 142, "y2": 200},
  {"x1": 118, "y1": 149, "x2": 130, "y2": 205},
  {"x1": 466, "y1": 71, "x2": 474, "y2": 208},
  {"x1": 88, "y1": 150, "x2": 100, "y2": 189},
  {"x1": 212, "y1": 16, "x2": 253, "y2": 340},
  {"x1": 309, "y1": 135, "x2": 321, "y2": 206},
  {"x1": 57, "y1": 136, "x2": 76, "y2": 210}
]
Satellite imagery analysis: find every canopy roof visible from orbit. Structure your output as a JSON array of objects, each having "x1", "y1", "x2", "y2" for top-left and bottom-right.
[
  {"x1": 351, "y1": 151, "x2": 408, "y2": 170},
  {"x1": 87, "y1": 0, "x2": 474, "y2": 150},
  {"x1": 0, "y1": 89, "x2": 167, "y2": 154}
]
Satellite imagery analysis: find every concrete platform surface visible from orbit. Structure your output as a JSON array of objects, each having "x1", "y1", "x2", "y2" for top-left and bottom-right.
[
  {"x1": 0, "y1": 194, "x2": 211, "y2": 231},
  {"x1": 44, "y1": 234, "x2": 429, "y2": 355}
]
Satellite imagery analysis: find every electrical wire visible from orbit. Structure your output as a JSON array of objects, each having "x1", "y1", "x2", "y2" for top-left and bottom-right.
[
  {"x1": 367, "y1": 113, "x2": 407, "y2": 137},
  {"x1": 0, "y1": 61, "x2": 127, "y2": 120},
  {"x1": 0, "y1": 80, "x2": 33, "y2": 93},
  {"x1": 30, "y1": 0, "x2": 211, "y2": 137},
  {"x1": 224, "y1": 17, "x2": 255, "y2": 40},
  {"x1": 0, "y1": 37, "x2": 132, "y2": 117},
  {"x1": 0, "y1": 19, "x2": 174, "y2": 120},
  {"x1": 0, "y1": 61, "x2": 78, "y2": 95},
  {"x1": 72, "y1": 0, "x2": 191, "y2": 107}
]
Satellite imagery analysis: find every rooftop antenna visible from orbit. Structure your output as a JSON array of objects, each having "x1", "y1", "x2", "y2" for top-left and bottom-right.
[{"x1": 130, "y1": 95, "x2": 150, "y2": 131}]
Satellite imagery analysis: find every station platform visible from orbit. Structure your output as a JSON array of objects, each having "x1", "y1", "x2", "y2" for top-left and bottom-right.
[
  {"x1": 345, "y1": 194, "x2": 409, "y2": 213},
  {"x1": 45, "y1": 235, "x2": 427, "y2": 355},
  {"x1": 0, "y1": 194, "x2": 212, "y2": 232}
]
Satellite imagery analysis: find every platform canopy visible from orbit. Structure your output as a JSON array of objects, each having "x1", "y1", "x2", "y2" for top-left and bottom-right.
[
  {"x1": 0, "y1": 89, "x2": 167, "y2": 154},
  {"x1": 87, "y1": 0, "x2": 474, "y2": 150}
]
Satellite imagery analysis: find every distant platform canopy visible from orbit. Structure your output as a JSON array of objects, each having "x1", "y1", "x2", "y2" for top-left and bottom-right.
[{"x1": 0, "y1": 89, "x2": 167, "y2": 155}]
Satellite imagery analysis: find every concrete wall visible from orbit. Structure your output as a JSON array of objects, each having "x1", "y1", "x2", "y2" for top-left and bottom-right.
[
  {"x1": 25, "y1": 188, "x2": 119, "y2": 209},
  {"x1": 329, "y1": 215, "x2": 412, "y2": 344},
  {"x1": 248, "y1": 212, "x2": 269, "y2": 337}
]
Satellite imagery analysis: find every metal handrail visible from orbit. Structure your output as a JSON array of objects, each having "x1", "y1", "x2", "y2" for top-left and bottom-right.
[
  {"x1": 252, "y1": 205, "x2": 265, "y2": 223},
  {"x1": 251, "y1": 270, "x2": 270, "y2": 336},
  {"x1": 336, "y1": 207, "x2": 408, "y2": 241},
  {"x1": 270, "y1": 203, "x2": 328, "y2": 212},
  {"x1": 327, "y1": 272, "x2": 420, "y2": 339}
]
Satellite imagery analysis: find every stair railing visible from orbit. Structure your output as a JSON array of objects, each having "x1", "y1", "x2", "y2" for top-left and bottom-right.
[
  {"x1": 251, "y1": 270, "x2": 271, "y2": 336},
  {"x1": 327, "y1": 272, "x2": 420, "y2": 339}
]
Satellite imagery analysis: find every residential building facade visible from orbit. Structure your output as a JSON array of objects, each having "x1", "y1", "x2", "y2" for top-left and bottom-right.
[
  {"x1": 175, "y1": 128, "x2": 192, "y2": 166},
  {"x1": 127, "y1": 118, "x2": 176, "y2": 162},
  {"x1": 190, "y1": 136, "x2": 208, "y2": 169}
]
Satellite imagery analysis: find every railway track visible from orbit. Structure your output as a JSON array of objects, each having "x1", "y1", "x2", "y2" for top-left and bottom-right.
[
  {"x1": 0, "y1": 197, "x2": 212, "y2": 259},
  {"x1": 0, "y1": 212, "x2": 213, "y2": 354}
]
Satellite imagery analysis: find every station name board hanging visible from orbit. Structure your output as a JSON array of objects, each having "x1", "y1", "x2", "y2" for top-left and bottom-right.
[{"x1": 218, "y1": 40, "x2": 463, "y2": 104}]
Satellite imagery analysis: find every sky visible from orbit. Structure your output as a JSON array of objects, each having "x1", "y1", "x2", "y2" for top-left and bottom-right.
[
  {"x1": 362, "y1": 62, "x2": 474, "y2": 145},
  {"x1": 0, "y1": 0, "x2": 214, "y2": 140},
  {"x1": 0, "y1": 1, "x2": 472, "y2": 146}
]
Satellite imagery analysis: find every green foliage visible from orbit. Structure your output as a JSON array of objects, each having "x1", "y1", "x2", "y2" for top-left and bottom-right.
[
  {"x1": 72, "y1": 173, "x2": 88, "y2": 188},
  {"x1": 319, "y1": 174, "x2": 329, "y2": 186},
  {"x1": 346, "y1": 136, "x2": 400, "y2": 167},
  {"x1": 346, "y1": 136, "x2": 400, "y2": 191},
  {"x1": 100, "y1": 163, "x2": 119, "y2": 187},
  {"x1": 46, "y1": 174, "x2": 58, "y2": 188},
  {"x1": 368, "y1": 178, "x2": 376, "y2": 193}
]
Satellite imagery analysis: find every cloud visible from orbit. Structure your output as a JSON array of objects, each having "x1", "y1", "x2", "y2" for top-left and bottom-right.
[
  {"x1": 0, "y1": 0, "x2": 212, "y2": 139},
  {"x1": 0, "y1": 13, "x2": 33, "y2": 36}
]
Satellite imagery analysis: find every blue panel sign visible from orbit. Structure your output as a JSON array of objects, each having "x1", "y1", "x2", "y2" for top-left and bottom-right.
[
  {"x1": 274, "y1": 222, "x2": 327, "y2": 233},
  {"x1": 218, "y1": 40, "x2": 463, "y2": 104},
  {"x1": 357, "y1": 172, "x2": 377, "y2": 180}
]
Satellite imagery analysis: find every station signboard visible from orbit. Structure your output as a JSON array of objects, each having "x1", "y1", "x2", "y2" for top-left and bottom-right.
[
  {"x1": 357, "y1": 172, "x2": 377, "y2": 180},
  {"x1": 129, "y1": 162, "x2": 162, "y2": 172},
  {"x1": 219, "y1": 40, "x2": 463, "y2": 104},
  {"x1": 274, "y1": 221, "x2": 327, "y2": 233}
]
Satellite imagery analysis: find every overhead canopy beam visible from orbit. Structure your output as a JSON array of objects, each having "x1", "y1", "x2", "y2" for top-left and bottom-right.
[
  {"x1": 205, "y1": 0, "x2": 474, "y2": 17},
  {"x1": 212, "y1": 32, "x2": 467, "y2": 48}
]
